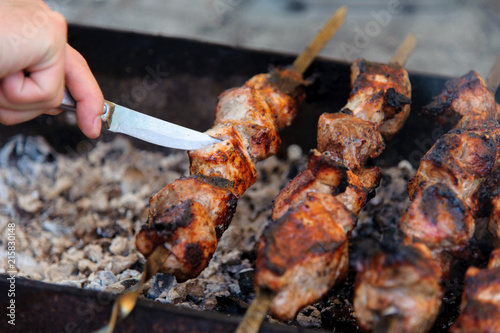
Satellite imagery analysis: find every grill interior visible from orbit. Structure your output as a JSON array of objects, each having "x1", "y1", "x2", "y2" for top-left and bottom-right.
[{"x1": 1, "y1": 25, "x2": 498, "y2": 333}]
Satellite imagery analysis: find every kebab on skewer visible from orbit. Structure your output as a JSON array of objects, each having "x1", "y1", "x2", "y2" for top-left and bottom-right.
[
  {"x1": 235, "y1": 34, "x2": 416, "y2": 333},
  {"x1": 449, "y1": 165, "x2": 500, "y2": 332},
  {"x1": 353, "y1": 66, "x2": 500, "y2": 333},
  {"x1": 135, "y1": 4, "x2": 347, "y2": 284},
  {"x1": 450, "y1": 248, "x2": 500, "y2": 332},
  {"x1": 451, "y1": 100, "x2": 500, "y2": 332},
  {"x1": 96, "y1": 7, "x2": 347, "y2": 333}
]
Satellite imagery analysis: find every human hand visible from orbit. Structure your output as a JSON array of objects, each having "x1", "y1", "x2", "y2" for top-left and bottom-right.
[{"x1": 0, "y1": 0, "x2": 103, "y2": 138}]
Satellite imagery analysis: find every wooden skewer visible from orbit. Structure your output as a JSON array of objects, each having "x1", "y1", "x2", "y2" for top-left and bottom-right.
[
  {"x1": 486, "y1": 50, "x2": 500, "y2": 92},
  {"x1": 235, "y1": 290, "x2": 273, "y2": 333},
  {"x1": 486, "y1": 50, "x2": 500, "y2": 121},
  {"x1": 97, "y1": 8, "x2": 348, "y2": 333},
  {"x1": 93, "y1": 246, "x2": 168, "y2": 333},
  {"x1": 391, "y1": 33, "x2": 417, "y2": 66},
  {"x1": 292, "y1": 6, "x2": 347, "y2": 75},
  {"x1": 235, "y1": 8, "x2": 348, "y2": 333},
  {"x1": 236, "y1": 32, "x2": 417, "y2": 333}
]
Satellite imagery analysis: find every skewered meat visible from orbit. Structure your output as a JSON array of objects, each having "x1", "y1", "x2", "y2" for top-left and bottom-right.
[
  {"x1": 421, "y1": 71, "x2": 498, "y2": 127},
  {"x1": 344, "y1": 59, "x2": 412, "y2": 139},
  {"x1": 353, "y1": 243, "x2": 442, "y2": 333},
  {"x1": 255, "y1": 192, "x2": 354, "y2": 319},
  {"x1": 404, "y1": 72, "x2": 500, "y2": 272},
  {"x1": 473, "y1": 166, "x2": 500, "y2": 247},
  {"x1": 354, "y1": 71, "x2": 500, "y2": 333},
  {"x1": 254, "y1": 59, "x2": 411, "y2": 320},
  {"x1": 317, "y1": 112, "x2": 385, "y2": 171},
  {"x1": 401, "y1": 183, "x2": 475, "y2": 277},
  {"x1": 451, "y1": 160, "x2": 500, "y2": 332},
  {"x1": 450, "y1": 248, "x2": 500, "y2": 333},
  {"x1": 136, "y1": 68, "x2": 306, "y2": 281},
  {"x1": 407, "y1": 119, "x2": 500, "y2": 216}
]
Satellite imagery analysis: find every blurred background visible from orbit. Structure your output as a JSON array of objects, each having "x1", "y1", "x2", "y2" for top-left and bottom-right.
[{"x1": 45, "y1": 0, "x2": 499, "y2": 79}]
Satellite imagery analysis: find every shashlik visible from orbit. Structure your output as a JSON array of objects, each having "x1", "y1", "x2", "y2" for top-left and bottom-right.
[
  {"x1": 253, "y1": 58, "x2": 412, "y2": 321},
  {"x1": 450, "y1": 165, "x2": 500, "y2": 332},
  {"x1": 134, "y1": 5, "x2": 348, "y2": 285},
  {"x1": 354, "y1": 71, "x2": 500, "y2": 332},
  {"x1": 135, "y1": 68, "x2": 307, "y2": 281},
  {"x1": 450, "y1": 248, "x2": 500, "y2": 332},
  {"x1": 100, "y1": 8, "x2": 348, "y2": 333}
]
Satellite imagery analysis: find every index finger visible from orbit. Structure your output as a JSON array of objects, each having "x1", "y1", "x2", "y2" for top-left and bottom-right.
[{"x1": 64, "y1": 45, "x2": 104, "y2": 138}]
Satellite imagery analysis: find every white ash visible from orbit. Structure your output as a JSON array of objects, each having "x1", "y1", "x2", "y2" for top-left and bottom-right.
[
  {"x1": 0, "y1": 134, "x2": 418, "y2": 329},
  {"x1": 0, "y1": 135, "x2": 306, "y2": 312}
]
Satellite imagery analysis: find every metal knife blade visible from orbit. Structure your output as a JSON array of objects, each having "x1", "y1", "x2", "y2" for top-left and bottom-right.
[{"x1": 60, "y1": 88, "x2": 221, "y2": 150}]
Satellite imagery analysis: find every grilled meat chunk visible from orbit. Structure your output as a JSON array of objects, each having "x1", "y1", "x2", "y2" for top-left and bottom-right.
[
  {"x1": 401, "y1": 184, "x2": 475, "y2": 278},
  {"x1": 136, "y1": 175, "x2": 237, "y2": 281},
  {"x1": 472, "y1": 166, "x2": 500, "y2": 246},
  {"x1": 344, "y1": 59, "x2": 411, "y2": 139},
  {"x1": 354, "y1": 243, "x2": 442, "y2": 333},
  {"x1": 336, "y1": 166, "x2": 382, "y2": 215},
  {"x1": 317, "y1": 112, "x2": 385, "y2": 170},
  {"x1": 489, "y1": 248, "x2": 500, "y2": 269},
  {"x1": 407, "y1": 124, "x2": 500, "y2": 215},
  {"x1": 136, "y1": 68, "x2": 306, "y2": 281},
  {"x1": 256, "y1": 192, "x2": 354, "y2": 320},
  {"x1": 245, "y1": 69, "x2": 305, "y2": 130},
  {"x1": 451, "y1": 250, "x2": 500, "y2": 333},
  {"x1": 253, "y1": 58, "x2": 411, "y2": 322},
  {"x1": 189, "y1": 125, "x2": 257, "y2": 197},
  {"x1": 272, "y1": 150, "x2": 348, "y2": 221},
  {"x1": 421, "y1": 71, "x2": 498, "y2": 127}
]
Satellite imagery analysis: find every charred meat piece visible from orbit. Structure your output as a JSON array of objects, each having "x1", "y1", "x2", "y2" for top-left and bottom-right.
[
  {"x1": 488, "y1": 248, "x2": 500, "y2": 269},
  {"x1": 253, "y1": 58, "x2": 411, "y2": 322},
  {"x1": 354, "y1": 243, "x2": 443, "y2": 333},
  {"x1": 344, "y1": 59, "x2": 412, "y2": 139},
  {"x1": 473, "y1": 166, "x2": 500, "y2": 247},
  {"x1": 421, "y1": 71, "x2": 498, "y2": 127},
  {"x1": 355, "y1": 71, "x2": 500, "y2": 333},
  {"x1": 400, "y1": 183, "x2": 475, "y2": 278},
  {"x1": 245, "y1": 69, "x2": 305, "y2": 130},
  {"x1": 136, "y1": 68, "x2": 306, "y2": 281},
  {"x1": 317, "y1": 112, "x2": 385, "y2": 171},
  {"x1": 189, "y1": 124, "x2": 257, "y2": 197},
  {"x1": 451, "y1": 250, "x2": 500, "y2": 333},
  {"x1": 407, "y1": 123, "x2": 500, "y2": 215},
  {"x1": 272, "y1": 150, "x2": 348, "y2": 221},
  {"x1": 136, "y1": 175, "x2": 237, "y2": 281},
  {"x1": 255, "y1": 192, "x2": 354, "y2": 320},
  {"x1": 336, "y1": 166, "x2": 382, "y2": 216}
]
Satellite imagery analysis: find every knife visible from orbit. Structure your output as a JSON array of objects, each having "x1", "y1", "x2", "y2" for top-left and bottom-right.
[{"x1": 59, "y1": 88, "x2": 221, "y2": 150}]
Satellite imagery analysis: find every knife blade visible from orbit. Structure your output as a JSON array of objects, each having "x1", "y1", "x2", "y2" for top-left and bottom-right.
[{"x1": 59, "y1": 88, "x2": 221, "y2": 150}]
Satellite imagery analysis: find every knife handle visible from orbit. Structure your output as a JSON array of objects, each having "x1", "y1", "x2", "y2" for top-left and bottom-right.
[{"x1": 59, "y1": 87, "x2": 115, "y2": 129}]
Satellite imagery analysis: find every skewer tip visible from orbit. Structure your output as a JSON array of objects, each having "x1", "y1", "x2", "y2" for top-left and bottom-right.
[
  {"x1": 235, "y1": 290, "x2": 273, "y2": 333},
  {"x1": 391, "y1": 33, "x2": 418, "y2": 66},
  {"x1": 486, "y1": 50, "x2": 500, "y2": 92},
  {"x1": 292, "y1": 5, "x2": 348, "y2": 75}
]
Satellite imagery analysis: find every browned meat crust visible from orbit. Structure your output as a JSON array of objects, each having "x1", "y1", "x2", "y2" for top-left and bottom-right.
[
  {"x1": 401, "y1": 184, "x2": 475, "y2": 278},
  {"x1": 271, "y1": 150, "x2": 348, "y2": 221},
  {"x1": 344, "y1": 59, "x2": 412, "y2": 139},
  {"x1": 355, "y1": 71, "x2": 500, "y2": 333},
  {"x1": 254, "y1": 59, "x2": 411, "y2": 321},
  {"x1": 408, "y1": 122, "x2": 500, "y2": 215},
  {"x1": 451, "y1": 250, "x2": 500, "y2": 333},
  {"x1": 256, "y1": 192, "x2": 354, "y2": 319},
  {"x1": 354, "y1": 243, "x2": 442, "y2": 333},
  {"x1": 317, "y1": 112, "x2": 385, "y2": 170},
  {"x1": 135, "y1": 68, "x2": 307, "y2": 281},
  {"x1": 421, "y1": 71, "x2": 498, "y2": 127}
]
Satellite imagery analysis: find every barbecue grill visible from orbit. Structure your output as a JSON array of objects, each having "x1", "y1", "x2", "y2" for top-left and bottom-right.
[{"x1": 1, "y1": 23, "x2": 497, "y2": 333}]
